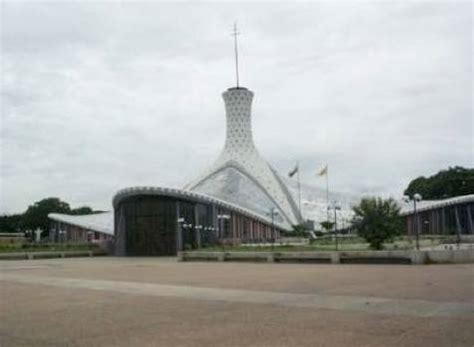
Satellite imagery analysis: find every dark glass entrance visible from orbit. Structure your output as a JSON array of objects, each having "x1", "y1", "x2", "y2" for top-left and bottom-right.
[
  {"x1": 120, "y1": 196, "x2": 177, "y2": 256},
  {"x1": 113, "y1": 189, "x2": 282, "y2": 256}
]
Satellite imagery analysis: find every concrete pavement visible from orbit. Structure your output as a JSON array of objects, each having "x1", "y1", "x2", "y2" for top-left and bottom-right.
[{"x1": 1, "y1": 257, "x2": 473, "y2": 346}]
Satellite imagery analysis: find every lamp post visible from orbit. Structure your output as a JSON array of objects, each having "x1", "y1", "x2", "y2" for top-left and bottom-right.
[
  {"x1": 267, "y1": 208, "x2": 280, "y2": 251},
  {"x1": 217, "y1": 214, "x2": 230, "y2": 251},
  {"x1": 328, "y1": 201, "x2": 341, "y2": 251},
  {"x1": 177, "y1": 217, "x2": 186, "y2": 251},
  {"x1": 340, "y1": 218, "x2": 346, "y2": 249},
  {"x1": 403, "y1": 193, "x2": 422, "y2": 250},
  {"x1": 195, "y1": 225, "x2": 203, "y2": 249}
]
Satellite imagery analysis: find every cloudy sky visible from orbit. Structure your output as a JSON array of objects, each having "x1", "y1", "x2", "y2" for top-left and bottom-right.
[{"x1": 1, "y1": 1, "x2": 472, "y2": 214}]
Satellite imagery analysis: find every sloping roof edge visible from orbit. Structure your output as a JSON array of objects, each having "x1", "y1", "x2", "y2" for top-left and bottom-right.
[
  {"x1": 113, "y1": 186, "x2": 293, "y2": 231},
  {"x1": 400, "y1": 194, "x2": 474, "y2": 215},
  {"x1": 48, "y1": 212, "x2": 114, "y2": 236}
]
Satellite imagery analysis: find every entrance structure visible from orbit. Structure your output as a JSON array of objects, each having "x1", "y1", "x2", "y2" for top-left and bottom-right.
[{"x1": 113, "y1": 187, "x2": 285, "y2": 256}]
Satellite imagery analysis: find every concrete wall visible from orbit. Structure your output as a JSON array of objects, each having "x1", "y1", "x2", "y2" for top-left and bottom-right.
[
  {"x1": 424, "y1": 249, "x2": 474, "y2": 264},
  {"x1": 179, "y1": 249, "x2": 474, "y2": 265}
]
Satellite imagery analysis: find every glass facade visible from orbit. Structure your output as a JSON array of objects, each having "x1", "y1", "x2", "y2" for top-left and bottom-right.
[
  {"x1": 117, "y1": 196, "x2": 177, "y2": 256},
  {"x1": 405, "y1": 202, "x2": 474, "y2": 235},
  {"x1": 192, "y1": 167, "x2": 285, "y2": 224},
  {"x1": 48, "y1": 221, "x2": 113, "y2": 244},
  {"x1": 114, "y1": 191, "x2": 283, "y2": 256}
]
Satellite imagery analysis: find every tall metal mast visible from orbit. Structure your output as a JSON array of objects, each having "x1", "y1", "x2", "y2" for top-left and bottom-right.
[{"x1": 231, "y1": 22, "x2": 240, "y2": 87}]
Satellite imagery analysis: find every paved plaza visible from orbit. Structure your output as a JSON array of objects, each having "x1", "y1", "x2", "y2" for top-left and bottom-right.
[{"x1": 1, "y1": 258, "x2": 473, "y2": 346}]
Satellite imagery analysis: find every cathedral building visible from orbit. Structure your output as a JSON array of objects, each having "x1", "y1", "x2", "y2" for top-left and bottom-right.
[{"x1": 49, "y1": 85, "x2": 302, "y2": 256}]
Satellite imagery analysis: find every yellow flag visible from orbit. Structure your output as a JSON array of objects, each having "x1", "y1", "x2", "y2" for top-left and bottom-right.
[{"x1": 318, "y1": 165, "x2": 328, "y2": 176}]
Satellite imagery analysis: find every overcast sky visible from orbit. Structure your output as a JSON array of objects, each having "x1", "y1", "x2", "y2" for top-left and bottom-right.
[{"x1": 1, "y1": 1, "x2": 472, "y2": 214}]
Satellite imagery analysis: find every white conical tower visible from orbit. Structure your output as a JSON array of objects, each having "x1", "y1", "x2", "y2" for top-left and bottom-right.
[
  {"x1": 185, "y1": 86, "x2": 302, "y2": 229},
  {"x1": 185, "y1": 24, "x2": 301, "y2": 229}
]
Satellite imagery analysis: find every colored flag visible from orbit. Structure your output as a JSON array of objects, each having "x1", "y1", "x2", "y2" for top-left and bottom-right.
[
  {"x1": 318, "y1": 165, "x2": 328, "y2": 176},
  {"x1": 288, "y1": 163, "x2": 298, "y2": 178}
]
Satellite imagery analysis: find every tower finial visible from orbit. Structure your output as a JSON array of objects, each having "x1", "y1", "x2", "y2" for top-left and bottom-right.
[{"x1": 231, "y1": 22, "x2": 240, "y2": 87}]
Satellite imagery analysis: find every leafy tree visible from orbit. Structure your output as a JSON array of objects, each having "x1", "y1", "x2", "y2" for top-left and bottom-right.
[
  {"x1": 0, "y1": 214, "x2": 23, "y2": 233},
  {"x1": 1, "y1": 198, "x2": 97, "y2": 238},
  {"x1": 281, "y1": 224, "x2": 307, "y2": 237},
  {"x1": 352, "y1": 197, "x2": 402, "y2": 250},
  {"x1": 22, "y1": 198, "x2": 71, "y2": 236},
  {"x1": 320, "y1": 221, "x2": 335, "y2": 232},
  {"x1": 292, "y1": 224, "x2": 307, "y2": 237},
  {"x1": 69, "y1": 206, "x2": 94, "y2": 215},
  {"x1": 404, "y1": 166, "x2": 474, "y2": 199}
]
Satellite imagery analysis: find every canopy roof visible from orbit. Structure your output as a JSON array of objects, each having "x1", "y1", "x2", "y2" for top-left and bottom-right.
[
  {"x1": 48, "y1": 212, "x2": 114, "y2": 236},
  {"x1": 400, "y1": 194, "x2": 474, "y2": 215}
]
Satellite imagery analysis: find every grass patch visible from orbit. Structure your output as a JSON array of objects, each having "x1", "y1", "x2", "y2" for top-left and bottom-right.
[{"x1": 0, "y1": 243, "x2": 100, "y2": 253}]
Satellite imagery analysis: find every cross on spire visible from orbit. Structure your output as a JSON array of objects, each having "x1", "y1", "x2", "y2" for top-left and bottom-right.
[{"x1": 231, "y1": 22, "x2": 240, "y2": 87}]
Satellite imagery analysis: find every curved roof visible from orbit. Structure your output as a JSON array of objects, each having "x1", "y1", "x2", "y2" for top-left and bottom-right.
[
  {"x1": 400, "y1": 194, "x2": 474, "y2": 215},
  {"x1": 113, "y1": 186, "x2": 292, "y2": 231},
  {"x1": 48, "y1": 212, "x2": 114, "y2": 236}
]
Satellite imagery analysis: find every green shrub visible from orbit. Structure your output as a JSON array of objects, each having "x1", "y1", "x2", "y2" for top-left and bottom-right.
[{"x1": 352, "y1": 197, "x2": 402, "y2": 250}]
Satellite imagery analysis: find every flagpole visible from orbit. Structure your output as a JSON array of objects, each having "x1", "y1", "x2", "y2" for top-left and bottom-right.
[
  {"x1": 297, "y1": 161, "x2": 302, "y2": 220},
  {"x1": 326, "y1": 165, "x2": 329, "y2": 222}
]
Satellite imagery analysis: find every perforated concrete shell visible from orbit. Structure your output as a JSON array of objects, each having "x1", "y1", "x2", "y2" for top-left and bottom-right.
[{"x1": 185, "y1": 87, "x2": 302, "y2": 231}]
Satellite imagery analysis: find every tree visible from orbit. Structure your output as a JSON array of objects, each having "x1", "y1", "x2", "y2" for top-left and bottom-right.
[
  {"x1": 69, "y1": 206, "x2": 94, "y2": 215},
  {"x1": 22, "y1": 197, "x2": 71, "y2": 236},
  {"x1": 281, "y1": 224, "x2": 307, "y2": 237},
  {"x1": 404, "y1": 166, "x2": 474, "y2": 200},
  {"x1": 320, "y1": 221, "x2": 335, "y2": 232},
  {"x1": 352, "y1": 197, "x2": 402, "y2": 250},
  {"x1": 292, "y1": 224, "x2": 307, "y2": 237},
  {"x1": 0, "y1": 214, "x2": 23, "y2": 233}
]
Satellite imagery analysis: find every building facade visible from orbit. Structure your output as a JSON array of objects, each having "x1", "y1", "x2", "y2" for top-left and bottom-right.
[
  {"x1": 48, "y1": 212, "x2": 114, "y2": 245},
  {"x1": 113, "y1": 187, "x2": 283, "y2": 256},
  {"x1": 47, "y1": 86, "x2": 300, "y2": 256},
  {"x1": 110, "y1": 86, "x2": 301, "y2": 256},
  {"x1": 402, "y1": 194, "x2": 474, "y2": 236}
]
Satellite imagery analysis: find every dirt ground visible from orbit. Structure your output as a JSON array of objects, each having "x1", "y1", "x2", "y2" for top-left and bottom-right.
[{"x1": 1, "y1": 257, "x2": 473, "y2": 347}]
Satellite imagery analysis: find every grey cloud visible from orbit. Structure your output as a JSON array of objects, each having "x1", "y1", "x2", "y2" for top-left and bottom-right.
[{"x1": 0, "y1": 1, "x2": 472, "y2": 213}]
